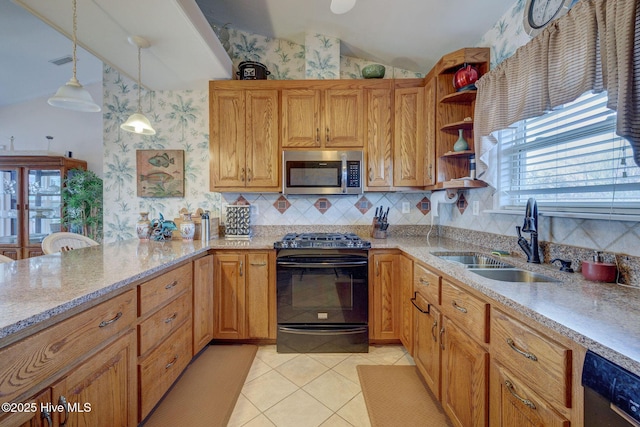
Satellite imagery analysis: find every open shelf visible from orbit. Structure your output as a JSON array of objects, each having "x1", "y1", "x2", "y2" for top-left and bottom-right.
[
  {"x1": 441, "y1": 150, "x2": 475, "y2": 158},
  {"x1": 441, "y1": 121, "x2": 473, "y2": 132},
  {"x1": 439, "y1": 90, "x2": 477, "y2": 104}
]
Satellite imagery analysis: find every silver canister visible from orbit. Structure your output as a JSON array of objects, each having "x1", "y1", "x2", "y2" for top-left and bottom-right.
[{"x1": 200, "y1": 211, "x2": 210, "y2": 241}]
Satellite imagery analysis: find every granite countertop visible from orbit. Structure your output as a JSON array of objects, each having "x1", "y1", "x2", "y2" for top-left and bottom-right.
[{"x1": 1, "y1": 234, "x2": 639, "y2": 378}]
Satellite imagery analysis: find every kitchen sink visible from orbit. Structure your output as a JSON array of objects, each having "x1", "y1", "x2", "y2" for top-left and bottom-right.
[
  {"x1": 468, "y1": 268, "x2": 560, "y2": 283},
  {"x1": 431, "y1": 252, "x2": 514, "y2": 269}
]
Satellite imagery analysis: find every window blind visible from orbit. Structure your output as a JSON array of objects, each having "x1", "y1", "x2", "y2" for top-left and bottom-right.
[{"x1": 498, "y1": 91, "x2": 640, "y2": 210}]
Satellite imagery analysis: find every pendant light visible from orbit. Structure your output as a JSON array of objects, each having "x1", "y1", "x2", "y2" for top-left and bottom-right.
[
  {"x1": 330, "y1": 0, "x2": 356, "y2": 14},
  {"x1": 47, "y1": 0, "x2": 101, "y2": 112},
  {"x1": 121, "y1": 36, "x2": 156, "y2": 135}
]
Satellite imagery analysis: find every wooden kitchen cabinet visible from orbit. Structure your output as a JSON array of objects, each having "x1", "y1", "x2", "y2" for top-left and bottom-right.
[
  {"x1": 490, "y1": 307, "x2": 575, "y2": 426},
  {"x1": 136, "y1": 262, "x2": 193, "y2": 421},
  {"x1": 370, "y1": 251, "x2": 400, "y2": 341},
  {"x1": 0, "y1": 290, "x2": 137, "y2": 427},
  {"x1": 412, "y1": 261, "x2": 442, "y2": 398},
  {"x1": 213, "y1": 251, "x2": 276, "y2": 340},
  {"x1": 490, "y1": 360, "x2": 570, "y2": 427},
  {"x1": 281, "y1": 87, "x2": 364, "y2": 148},
  {"x1": 398, "y1": 254, "x2": 414, "y2": 353},
  {"x1": 440, "y1": 279, "x2": 489, "y2": 427},
  {"x1": 51, "y1": 331, "x2": 137, "y2": 427},
  {"x1": 393, "y1": 83, "x2": 426, "y2": 187},
  {"x1": 442, "y1": 316, "x2": 489, "y2": 427},
  {"x1": 365, "y1": 85, "x2": 393, "y2": 188},
  {"x1": 413, "y1": 290, "x2": 442, "y2": 400},
  {"x1": 0, "y1": 389, "x2": 51, "y2": 427},
  {"x1": 209, "y1": 84, "x2": 279, "y2": 191},
  {"x1": 0, "y1": 155, "x2": 87, "y2": 260},
  {"x1": 192, "y1": 254, "x2": 214, "y2": 355}
]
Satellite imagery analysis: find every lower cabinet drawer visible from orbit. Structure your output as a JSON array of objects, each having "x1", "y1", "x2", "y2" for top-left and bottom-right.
[
  {"x1": 138, "y1": 263, "x2": 193, "y2": 317},
  {"x1": 413, "y1": 262, "x2": 440, "y2": 305},
  {"x1": 491, "y1": 360, "x2": 570, "y2": 427},
  {"x1": 491, "y1": 307, "x2": 572, "y2": 409},
  {"x1": 138, "y1": 320, "x2": 192, "y2": 421},
  {"x1": 138, "y1": 290, "x2": 192, "y2": 356},
  {"x1": 0, "y1": 289, "x2": 135, "y2": 405},
  {"x1": 441, "y1": 280, "x2": 488, "y2": 344}
]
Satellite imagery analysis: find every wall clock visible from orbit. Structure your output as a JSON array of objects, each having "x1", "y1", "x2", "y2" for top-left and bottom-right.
[{"x1": 523, "y1": 0, "x2": 579, "y2": 37}]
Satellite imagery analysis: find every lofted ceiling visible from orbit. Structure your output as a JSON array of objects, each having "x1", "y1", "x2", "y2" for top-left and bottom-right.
[
  {"x1": 2, "y1": 0, "x2": 515, "y2": 108},
  {"x1": 195, "y1": 0, "x2": 515, "y2": 72}
]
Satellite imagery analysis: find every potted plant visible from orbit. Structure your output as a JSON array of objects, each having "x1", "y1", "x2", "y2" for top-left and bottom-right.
[{"x1": 62, "y1": 169, "x2": 103, "y2": 242}]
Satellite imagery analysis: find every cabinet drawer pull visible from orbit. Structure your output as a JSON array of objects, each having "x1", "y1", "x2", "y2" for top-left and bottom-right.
[
  {"x1": 164, "y1": 312, "x2": 178, "y2": 323},
  {"x1": 240, "y1": 260, "x2": 243, "y2": 276},
  {"x1": 419, "y1": 277, "x2": 430, "y2": 286},
  {"x1": 410, "y1": 292, "x2": 430, "y2": 314},
  {"x1": 98, "y1": 311, "x2": 122, "y2": 328},
  {"x1": 428, "y1": 163, "x2": 433, "y2": 180},
  {"x1": 369, "y1": 167, "x2": 373, "y2": 181},
  {"x1": 165, "y1": 355, "x2": 179, "y2": 369},
  {"x1": 42, "y1": 410, "x2": 52, "y2": 426},
  {"x1": 241, "y1": 168, "x2": 245, "y2": 182},
  {"x1": 451, "y1": 301, "x2": 467, "y2": 313},
  {"x1": 326, "y1": 127, "x2": 330, "y2": 142},
  {"x1": 247, "y1": 168, "x2": 252, "y2": 182},
  {"x1": 316, "y1": 128, "x2": 320, "y2": 142},
  {"x1": 506, "y1": 338, "x2": 538, "y2": 361},
  {"x1": 505, "y1": 379, "x2": 537, "y2": 409},
  {"x1": 165, "y1": 280, "x2": 178, "y2": 290},
  {"x1": 431, "y1": 320, "x2": 438, "y2": 342},
  {"x1": 58, "y1": 396, "x2": 69, "y2": 426},
  {"x1": 439, "y1": 327, "x2": 445, "y2": 350},
  {"x1": 250, "y1": 262, "x2": 267, "y2": 266}
]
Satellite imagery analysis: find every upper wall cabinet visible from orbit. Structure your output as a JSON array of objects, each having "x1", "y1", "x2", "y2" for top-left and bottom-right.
[
  {"x1": 281, "y1": 86, "x2": 364, "y2": 148},
  {"x1": 209, "y1": 82, "x2": 280, "y2": 192},
  {"x1": 364, "y1": 83, "x2": 393, "y2": 188},
  {"x1": 393, "y1": 81, "x2": 426, "y2": 187}
]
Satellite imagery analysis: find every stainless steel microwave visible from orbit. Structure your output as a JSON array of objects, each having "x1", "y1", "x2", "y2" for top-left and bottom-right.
[{"x1": 282, "y1": 150, "x2": 363, "y2": 195}]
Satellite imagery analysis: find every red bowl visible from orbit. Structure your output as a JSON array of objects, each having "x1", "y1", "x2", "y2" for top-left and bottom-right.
[{"x1": 582, "y1": 261, "x2": 617, "y2": 283}]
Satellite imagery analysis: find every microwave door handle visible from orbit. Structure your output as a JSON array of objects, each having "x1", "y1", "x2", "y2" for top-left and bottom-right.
[{"x1": 341, "y1": 153, "x2": 347, "y2": 194}]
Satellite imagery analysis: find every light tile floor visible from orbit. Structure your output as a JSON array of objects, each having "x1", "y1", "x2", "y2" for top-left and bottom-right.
[{"x1": 228, "y1": 345, "x2": 415, "y2": 427}]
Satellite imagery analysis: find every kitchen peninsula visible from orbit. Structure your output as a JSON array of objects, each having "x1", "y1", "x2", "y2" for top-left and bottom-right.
[{"x1": 1, "y1": 235, "x2": 639, "y2": 426}]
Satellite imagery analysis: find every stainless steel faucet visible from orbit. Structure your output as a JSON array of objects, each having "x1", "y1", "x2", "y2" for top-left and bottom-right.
[{"x1": 516, "y1": 197, "x2": 541, "y2": 263}]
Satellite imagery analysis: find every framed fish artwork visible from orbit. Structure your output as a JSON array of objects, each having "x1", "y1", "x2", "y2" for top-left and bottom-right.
[{"x1": 136, "y1": 150, "x2": 185, "y2": 197}]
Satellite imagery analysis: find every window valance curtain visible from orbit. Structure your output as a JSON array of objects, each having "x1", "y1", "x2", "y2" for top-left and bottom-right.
[{"x1": 474, "y1": 0, "x2": 640, "y2": 167}]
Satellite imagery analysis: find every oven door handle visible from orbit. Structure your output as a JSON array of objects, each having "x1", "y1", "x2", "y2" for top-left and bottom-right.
[
  {"x1": 276, "y1": 261, "x2": 368, "y2": 268},
  {"x1": 279, "y1": 326, "x2": 368, "y2": 336}
]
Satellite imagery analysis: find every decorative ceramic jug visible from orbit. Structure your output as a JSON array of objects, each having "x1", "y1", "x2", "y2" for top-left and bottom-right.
[
  {"x1": 136, "y1": 212, "x2": 151, "y2": 240},
  {"x1": 453, "y1": 129, "x2": 469, "y2": 152},
  {"x1": 180, "y1": 212, "x2": 195, "y2": 240}
]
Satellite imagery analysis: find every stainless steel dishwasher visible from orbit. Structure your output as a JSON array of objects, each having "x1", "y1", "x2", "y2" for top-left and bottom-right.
[{"x1": 582, "y1": 350, "x2": 640, "y2": 426}]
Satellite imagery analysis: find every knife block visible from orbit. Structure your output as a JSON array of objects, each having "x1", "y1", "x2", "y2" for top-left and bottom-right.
[{"x1": 370, "y1": 218, "x2": 388, "y2": 239}]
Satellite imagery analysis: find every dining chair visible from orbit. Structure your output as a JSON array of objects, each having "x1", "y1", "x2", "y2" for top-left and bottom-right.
[{"x1": 41, "y1": 232, "x2": 99, "y2": 254}]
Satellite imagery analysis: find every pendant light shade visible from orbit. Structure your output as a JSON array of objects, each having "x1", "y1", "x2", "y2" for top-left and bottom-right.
[
  {"x1": 330, "y1": 0, "x2": 356, "y2": 14},
  {"x1": 48, "y1": 0, "x2": 101, "y2": 112},
  {"x1": 121, "y1": 36, "x2": 155, "y2": 135},
  {"x1": 121, "y1": 112, "x2": 156, "y2": 135}
]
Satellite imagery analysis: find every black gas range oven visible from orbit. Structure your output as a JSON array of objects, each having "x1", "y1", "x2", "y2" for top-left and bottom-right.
[{"x1": 274, "y1": 233, "x2": 371, "y2": 353}]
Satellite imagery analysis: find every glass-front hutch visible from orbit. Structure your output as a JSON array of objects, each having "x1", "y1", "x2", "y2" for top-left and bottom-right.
[{"x1": 0, "y1": 156, "x2": 87, "y2": 259}]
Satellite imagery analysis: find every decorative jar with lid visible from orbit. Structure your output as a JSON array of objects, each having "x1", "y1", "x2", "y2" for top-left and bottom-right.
[
  {"x1": 136, "y1": 212, "x2": 151, "y2": 240},
  {"x1": 180, "y1": 212, "x2": 196, "y2": 240}
]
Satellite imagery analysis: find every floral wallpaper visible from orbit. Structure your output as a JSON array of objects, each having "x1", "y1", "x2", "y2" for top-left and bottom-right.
[
  {"x1": 305, "y1": 33, "x2": 340, "y2": 79},
  {"x1": 102, "y1": 65, "x2": 220, "y2": 243},
  {"x1": 102, "y1": 26, "x2": 426, "y2": 243}
]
